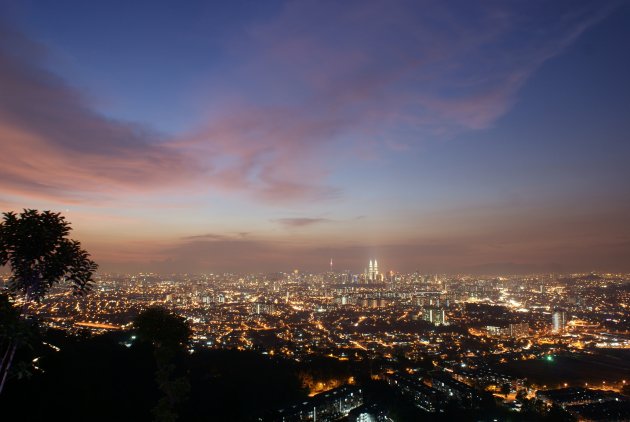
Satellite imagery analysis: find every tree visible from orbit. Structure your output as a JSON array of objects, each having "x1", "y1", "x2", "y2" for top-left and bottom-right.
[
  {"x1": 134, "y1": 307, "x2": 191, "y2": 354},
  {"x1": 134, "y1": 307, "x2": 191, "y2": 422},
  {"x1": 0, "y1": 209, "x2": 97, "y2": 394},
  {"x1": 0, "y1": 293, "x2": 39, "y2": 385}
]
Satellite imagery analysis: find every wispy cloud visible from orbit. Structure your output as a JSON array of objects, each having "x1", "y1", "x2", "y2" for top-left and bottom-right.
[
  {"x1": 272, "y1": 218, "x2": 333, "y2": 228},
  {"x1": 181, "y1": 232, "x2": 250, "y2": 240},
  {"x1": 0, "y1": 23, "x2": 206, "y2": 203},
  {"x1": 183, "y1": 0, "x2": 616, "y2": 201},
  {"x1": 0, "y1": 1, "x2": 618, "y2": 205}
]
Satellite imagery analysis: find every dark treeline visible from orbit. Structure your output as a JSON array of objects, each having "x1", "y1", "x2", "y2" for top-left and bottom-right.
[
  {"x1": 0, "y1": 327, "x2": 573, "y2": 421},
  {"x1": 0, "y1": 328, "x2": 306, "y2": 421}
]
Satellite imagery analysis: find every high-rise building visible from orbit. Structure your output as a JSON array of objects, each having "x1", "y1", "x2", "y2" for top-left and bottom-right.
[
  {"x1": 368, "y1": 259, "x2": 379, "y2": 281},
  {"x1": 423, "y1": 307, "x2": 446, "y2": 325},
  {"x1": 485, "y1": 323, "x2": 529, "y2": 338},
  {"x1": 486, "y1": 325, "x2": 508, "y2": 337},
  {"x1": 251, "y1": 302, "x2": 275, "y2": 315},
  {"x1": 552, "y1": 309, "x2": 566, "y2": 333}
]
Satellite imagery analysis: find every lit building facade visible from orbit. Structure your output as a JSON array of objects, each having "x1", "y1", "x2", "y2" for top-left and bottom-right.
[
  {"x1": 552, "y1": 309, "x2": 567, "y2": 333},
  {"x1": 367, "y1": 260, "x2": 379, "y2": 282}
]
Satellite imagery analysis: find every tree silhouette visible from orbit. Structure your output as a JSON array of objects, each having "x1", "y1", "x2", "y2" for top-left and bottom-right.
[
  {"x1": 0, "y1": 293, "x2": 39, "y2": 385},
  {"x1": 0, "y1": 209, "x2": 97, "y2": 394},
  {"x1": 134, "y1": 307, "x2": 191, "y2": 422},
  {"x1": 135, "y1": 307, "x2": 191, "y2": 353}
]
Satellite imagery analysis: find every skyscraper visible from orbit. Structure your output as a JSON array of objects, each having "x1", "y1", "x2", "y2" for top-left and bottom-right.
[
  {"x1": 423, "y1": 307, "x2": 446, "y2": 325},
  {"x1": 368, "y1": 259, "x2": 379, "y2": 281},
  {"x1": 552, "y1": 309, "x2": 566, "y2": 333}
]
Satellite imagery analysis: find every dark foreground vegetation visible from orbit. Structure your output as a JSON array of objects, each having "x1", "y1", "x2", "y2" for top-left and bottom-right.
[
  {"x1": 0, "y1": 325, "x2": 583, "y2": 422},
  {"x1": 0, "y1": 328, "x2": 306, "y2": 421}
]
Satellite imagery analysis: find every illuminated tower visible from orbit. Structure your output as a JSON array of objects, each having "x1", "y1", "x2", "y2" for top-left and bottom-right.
[
  {"x1": 552, "y1": 309, "x2": 566, "y2": 333},
  {"x1": 367, "y1": 259, "x2": 379, "y2": 281}
]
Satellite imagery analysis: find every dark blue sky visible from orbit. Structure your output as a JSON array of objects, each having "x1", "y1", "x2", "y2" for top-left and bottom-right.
[{"x1": 1, "y1": 0, "x2": 629, "y2": 273}]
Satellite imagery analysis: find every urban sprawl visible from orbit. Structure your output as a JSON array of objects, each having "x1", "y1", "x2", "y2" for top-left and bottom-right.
[{"x1": 4, "y1": 263, "x2": 629, "y2": 421}]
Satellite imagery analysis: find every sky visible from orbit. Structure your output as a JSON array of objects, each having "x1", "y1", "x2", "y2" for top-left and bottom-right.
[{"x1": 1, "y1": 0, "x2": 629, "y2": 274}]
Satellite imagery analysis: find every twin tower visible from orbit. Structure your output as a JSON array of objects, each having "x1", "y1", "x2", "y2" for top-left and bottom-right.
[{"x1": 367, "y1": 259, "x2": 380, "y2": 282}]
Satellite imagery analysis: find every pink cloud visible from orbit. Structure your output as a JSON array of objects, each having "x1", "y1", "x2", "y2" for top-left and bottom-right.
[
  {"x1": 178, "y1": 0, "x2": 616, "y2": 201},
  {"x1": 180, "y1": 104, "x2": 345, "y2": 202},
  {"x1": 0, "y1": 24, "x2": 205, "y2": 204},
  {"x1": 272, "y1": 218, "x2": 332, "y2": 228},
  {"x1": 0, "y1": 2, "x2": 618, "y2": 205}
]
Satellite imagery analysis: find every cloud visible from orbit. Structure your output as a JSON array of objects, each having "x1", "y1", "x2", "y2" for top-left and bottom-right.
[
  {"x1": 272, "y1": 218, "x2": 333, "y2": 228},
  {"x1": 180, "y1": 0, "x2": 616, "y2": 201},
  {"x1": 181, "y1": 233, "x2": 229, "y2": 241},
  {"x1": 181, "y1": 232, "x2": 250, "y2": 240},
  {"x1": 181, "y1": 105, "x2": 345, "y2": 202},
  {"x1": 0, "y1": 2, "x2": 617, "y2": 205},
  {"x1": 0, "y1": 23, "x2": 211, "y2": 204},
  {"x1": 238, "y1": 0, "x2": 614, "y2": 137}
]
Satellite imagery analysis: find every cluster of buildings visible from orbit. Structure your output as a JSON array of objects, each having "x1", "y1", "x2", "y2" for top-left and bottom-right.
[
  {"x1": 7, "y1": 268, "x2": 627, "y2": 357},
  {"x1": 537, "y1": 387, "x2": 630, "y2": 421},
  {"x1": 273, "y1": 385, "x2": 363, "y2": 421},
  {"x1": 2, "y1": 266, "x2": 629, "y2": 419},
  {"x1": 485, "y1": 322, "x2": 529, "y2": 338},
  {"x1": 384, "y1": 370, "x2": 486, "y2": 413},
  {"x1": 365, "y1": 260, "x2": 382, "y2": 283}
]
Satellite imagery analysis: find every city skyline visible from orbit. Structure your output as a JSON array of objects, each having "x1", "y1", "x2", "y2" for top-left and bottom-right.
[{"x1": 1, "y1": 0, "x2": 630, "y2": 273}]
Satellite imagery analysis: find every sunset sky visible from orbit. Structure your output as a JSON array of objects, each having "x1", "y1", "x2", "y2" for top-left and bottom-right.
[{"x1": 1, "y1": 0, "x2": 629, "y2": 273}]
